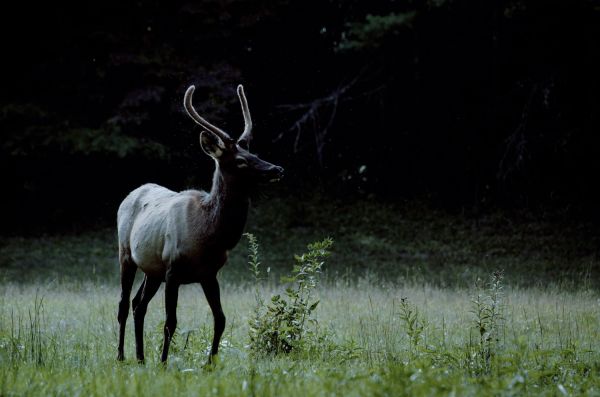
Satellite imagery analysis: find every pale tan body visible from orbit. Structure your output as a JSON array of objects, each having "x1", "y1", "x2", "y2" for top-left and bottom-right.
[{"x1": 118, "y1": 183, "x2": 212, "y2": 280}]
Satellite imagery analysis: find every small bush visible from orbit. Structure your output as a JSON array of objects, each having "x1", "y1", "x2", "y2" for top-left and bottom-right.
[
  {"x1": 469, "y1": 270, "x2": 505, "y2": 374},
  {"x1": 246, "y1": 234, "x2": 333, "y2": 355},
  {"x1": 398, "y1": 297, "x2": 425, "y2": 357}
]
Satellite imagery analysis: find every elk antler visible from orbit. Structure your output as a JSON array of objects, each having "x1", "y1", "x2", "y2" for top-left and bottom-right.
[
  {"x1": 236, "y1": 84, "x2": 253, "y2": 148},
  {"x1": 184, "y1": 85, "x2": 233, "y2": 143}
]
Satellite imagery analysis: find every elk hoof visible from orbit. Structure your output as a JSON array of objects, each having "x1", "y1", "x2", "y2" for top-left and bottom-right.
[{"x1": 203, "y1": 355, "x2": 219, "y2": 371}]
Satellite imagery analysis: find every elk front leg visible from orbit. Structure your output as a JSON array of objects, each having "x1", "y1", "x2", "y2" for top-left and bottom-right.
[
  {"x1": 160, "y1": 275, "x2": 180, "y2": 363},
  {"x1": 201, "y1": 277, "x2": 226, "y2": 364},
  {"x1": 133, "y1": 276, "x2": 161, "y2": 363},
  {"x1": 117, "y1": 262, "x2": 136, "y2": 361}
]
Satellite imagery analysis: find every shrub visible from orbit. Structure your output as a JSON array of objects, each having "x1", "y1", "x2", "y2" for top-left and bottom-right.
[
  {"x1": 245, "y1": 234, "x2": 333, "y2": 355},
  {"x1": 469, "y1": 270, "x2": 505, "y2": 374},
  {"x1": 398, "y1": 297, "x2": 425, "y2": 357}
]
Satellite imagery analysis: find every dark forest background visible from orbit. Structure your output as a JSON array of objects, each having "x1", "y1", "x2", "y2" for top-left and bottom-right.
[{"x1": 2, "y1": 0, "x2": 599, "y2": 234}]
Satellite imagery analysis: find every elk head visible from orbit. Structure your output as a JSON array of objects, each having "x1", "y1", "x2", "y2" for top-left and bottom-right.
[{"x1": 184, "y1": 85, "x2": 284, "y2": 183}]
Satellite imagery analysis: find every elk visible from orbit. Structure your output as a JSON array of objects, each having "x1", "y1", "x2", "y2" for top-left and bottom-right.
[{"x1": 116, "y1": 84, "x2": 284, "y2": 364}]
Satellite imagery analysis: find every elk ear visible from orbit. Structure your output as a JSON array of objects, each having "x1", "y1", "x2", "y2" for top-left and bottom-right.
[
  {"x1": 237, "y1": 137, "x2": 250, "y2": 150},
  {"x1": 199, "y1": 131, "x2": 226, "y2": 158}
]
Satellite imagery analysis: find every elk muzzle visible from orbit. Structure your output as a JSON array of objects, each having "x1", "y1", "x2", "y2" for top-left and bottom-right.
[{"x1": 268, "y1": 165, "x2": 284, "y2": 182}]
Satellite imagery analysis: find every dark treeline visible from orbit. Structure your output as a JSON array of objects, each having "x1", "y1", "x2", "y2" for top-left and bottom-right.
[{"x1": 2, "y1": 0, "x2": 599, "y2": 233}]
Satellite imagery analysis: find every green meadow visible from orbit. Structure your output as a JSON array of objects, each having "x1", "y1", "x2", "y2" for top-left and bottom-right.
[{"x1": 1, "y1": 198, "x2": 599, "y2": 396}]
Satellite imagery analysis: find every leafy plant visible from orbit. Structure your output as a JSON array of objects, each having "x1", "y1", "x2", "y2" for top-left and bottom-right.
[
  {"x1": 245, "y1": 232, "x2": 266, "y2": 284},
  {"x1": 245, "y1": 232, "x2": 268, "y2": 352},
  {"x1": 398, "y1": 297, "x2": 425, "y2": 357},
  {"x1": 469, "y1": 270, "x2": 505, "y2": 374},
  {"x1": 246, "y1": 234, "x2": 333, "y2": 355}
]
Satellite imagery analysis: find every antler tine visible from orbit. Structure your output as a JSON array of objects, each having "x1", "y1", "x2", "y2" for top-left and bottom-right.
[
  {"x1": 236, "y1": 84, "x2": 253, "y2": 147},
  {"x1": 184, "y1": 85, "x2": 232, "y2": 142}
]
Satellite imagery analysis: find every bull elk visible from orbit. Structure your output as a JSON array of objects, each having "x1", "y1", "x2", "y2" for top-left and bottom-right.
[{"x1": 116, "y1": 84, "x2": 284, "y2": 364}]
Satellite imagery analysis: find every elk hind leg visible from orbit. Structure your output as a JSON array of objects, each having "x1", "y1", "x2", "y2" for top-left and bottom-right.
[
  {"x1": 133, "y1": 276, "x2": 161, "y2": 363},
  {"x1": 117, "y1": 254, "x2": 137, "y2": 361},
  {"x1": 131, "y1": 276, "x2": 146, "y2": 313}
]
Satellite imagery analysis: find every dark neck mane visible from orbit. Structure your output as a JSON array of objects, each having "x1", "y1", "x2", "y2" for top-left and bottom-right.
[{"x1": 205, "y1": 163, "x2": 250, "y2": 249}]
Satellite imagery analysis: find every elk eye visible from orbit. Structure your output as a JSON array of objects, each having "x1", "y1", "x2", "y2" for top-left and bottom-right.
[{"x1": 235, "y1": 157, "x2": 248, "y2": 168}]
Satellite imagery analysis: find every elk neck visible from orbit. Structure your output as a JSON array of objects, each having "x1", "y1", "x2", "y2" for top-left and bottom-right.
[{"x1": 203, "y1": 163, "x2": 250, "y2": 249}]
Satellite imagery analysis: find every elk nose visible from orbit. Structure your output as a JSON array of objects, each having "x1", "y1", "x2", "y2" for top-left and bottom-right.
[
  {"x1": 274, "y1": 165, "x2": 284, "y2": 177},
  {"x1": 270, "y1": 165, "x2": 284, "y2": 182}
]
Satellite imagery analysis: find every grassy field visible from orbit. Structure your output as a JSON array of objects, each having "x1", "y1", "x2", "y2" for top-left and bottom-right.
[{"x1": 1, "y1": 198, "x2": 600, "y2": 396}]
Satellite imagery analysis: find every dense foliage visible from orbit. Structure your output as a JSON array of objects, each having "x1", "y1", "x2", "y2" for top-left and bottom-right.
[
  {"x1": 247, "y1": 234, "x2": 332, "y2": 355},
  {"x1": 2, "y1": 0, "x2": 599, "y2": 232}
]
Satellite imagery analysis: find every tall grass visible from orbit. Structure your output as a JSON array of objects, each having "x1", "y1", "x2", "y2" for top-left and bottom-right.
[
  {"x1": 1, "y1": 200, "x2": 599, "y2": 395},
  {"x1": 1, "y1": 276, "x2": 599, "y2": 396}
]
